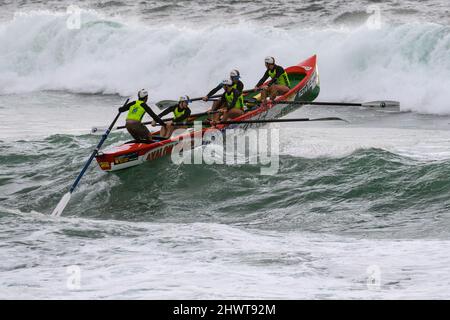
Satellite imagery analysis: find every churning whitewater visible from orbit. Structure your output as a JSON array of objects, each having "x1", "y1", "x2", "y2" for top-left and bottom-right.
[
  {"x1": 1, "y1": 0, "x2": 450, "y2": 299},
  {"x1": 1, "y1": 10, "x2": 449, "y2": 113}
]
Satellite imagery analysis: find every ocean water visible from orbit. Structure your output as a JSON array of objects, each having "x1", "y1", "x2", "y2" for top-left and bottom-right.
[{"x1": 1, "y1": 0, "x2": 450, "y2": 299}]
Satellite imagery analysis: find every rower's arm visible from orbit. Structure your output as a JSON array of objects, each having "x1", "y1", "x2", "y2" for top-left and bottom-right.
[
  {"x1": 143, "y1": 103, "x2": 166, "y2": 127},
  {"x1": 118, "y1": 101, "x2": 135, "y2": 112},
  {"x1": 256, "y1": 71, "x2": 269, "y2": 87},
  {"x1": 157, "y1": 105, "x2": 175, "y2": 118},
  {"x1": 206, "y1": 84, "x2": 223, "y2": 98},
  {"x1": 236, "y1": 80, "x2": 244, "y2": 94}
]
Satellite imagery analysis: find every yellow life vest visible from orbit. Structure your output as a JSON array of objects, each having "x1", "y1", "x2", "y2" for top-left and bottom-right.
[
  {"x1": 126, "y1": 100, "x2": 146, "y2": 122},
  {"x1": 225, "y1": 90, "x2": 244, "y2": 109},
  {"x1": 173, "y1": 106, "x2": 187, "y2": 121},
  {"x1": 268, "y1": 68, "x2": 291, "y2": 87}
]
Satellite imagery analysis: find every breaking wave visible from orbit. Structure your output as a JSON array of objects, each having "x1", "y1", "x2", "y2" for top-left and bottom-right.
[{"x1": 0, "y1": 11, "x2": 449, "y2": 114}]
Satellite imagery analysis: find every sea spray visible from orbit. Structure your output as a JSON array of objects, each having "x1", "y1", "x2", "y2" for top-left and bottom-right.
[{"x1": 0, "y1": 11, "x2": 449, "y2": 114}]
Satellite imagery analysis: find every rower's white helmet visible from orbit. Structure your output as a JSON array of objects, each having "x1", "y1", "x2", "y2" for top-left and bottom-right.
[
  {"x1": 230, "y1": 69, "x2": 240, "y2": 78},
  {"x1": 265, "y1": 56, "x2": 275, "y2": 64},
  {"x1": 222, "y1": 79, "x2": 233, "y2": 86},
  {"x1": 138, "y1": 89, "x2": 148, "y2": 99},
  {"x1": 179, "y1": 95, "x2": 190, "y2": 103}
]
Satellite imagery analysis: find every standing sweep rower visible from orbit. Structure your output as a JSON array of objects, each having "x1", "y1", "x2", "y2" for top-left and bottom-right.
[
  {"x1": 156, "y1": 95, "x2": 192, "y2": 138},
  {"x1": 255, "y1": 56, "x2": 290, "y2": 106},
  {"x1": 120, "y1": 89, "x2": 166, "y2": 141}
]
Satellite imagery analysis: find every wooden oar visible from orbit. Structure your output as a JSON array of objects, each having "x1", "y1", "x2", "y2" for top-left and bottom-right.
[
  {"x1": 51, "y1": 99, "x2": 129, "y2": 217},
  {"x1": 274, "y1": 100, "x2": 400, "y2": 108},
  {"x1": 171, "y1": 117, "x2": 347, "y2": 127},
  {"x1": 156, "y1": 88, "x2": 262, "y2": 110}
]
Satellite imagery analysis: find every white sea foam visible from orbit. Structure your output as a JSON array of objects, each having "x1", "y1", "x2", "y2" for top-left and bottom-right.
[
  {"x1": 1, "y1": 218, "x2": 449, "y2": 299},
  {"x1": 0, "y1": 11, "x2": 449, "y2": 114},
  {"x1": 280, "y1": 127, "x2": 450, "y2": 161}
]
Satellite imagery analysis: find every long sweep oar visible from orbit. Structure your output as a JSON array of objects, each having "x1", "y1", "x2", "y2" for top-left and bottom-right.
[
  {"x1": 51, "y1": 99, "x2": 129, "y2": 217},
  {"x1": 90, "y1": 110, "x2": 220, "y2": 134},
  {"x1": 171, "y1": 117, "x2": 347, "y2": 127},
  {"x1": 156, "y1": 88, "x2": 262, "y2": 110},
  {"x1": 274, "y1": 100, "x2": 400, "y2": 108}
]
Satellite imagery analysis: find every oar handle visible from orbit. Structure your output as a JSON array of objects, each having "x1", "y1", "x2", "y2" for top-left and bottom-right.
[
  {"x1": 275, "y1": 100, "x2": 362, "y2": 106},
  {"x1": 274, "y1": 100, "x2": 400, "y2": 108}
]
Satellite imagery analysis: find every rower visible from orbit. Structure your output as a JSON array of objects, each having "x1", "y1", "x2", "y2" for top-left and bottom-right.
[
  {"x1": 218, "y1": 79, "x2": 245, "y2": 121},
  {"x1": 156, "y1": 95, "x2": 192, "y2": 138},
  {"x1": 202, "y1": 69, "x2": 244, "y2": 117},
  {"x1": 255, "y1": 56, "x2": 290, "y2": 106},
  {"x1": 230, "y1": 69, "x2": 244, "y2": 93},
  {"x1": 120, "y1": 89, "x2": 166, "y2": 141}
]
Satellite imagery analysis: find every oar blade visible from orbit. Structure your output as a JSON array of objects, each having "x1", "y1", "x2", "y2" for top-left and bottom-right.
[
  {"x1": 51, "y1": 192, "x2": 71, "y2": 217},
  {"x1": 310, "y1": 117, "x2": 348, "y2": 122},
  {"x1": 155, "y1": 100, "x2": 178, "y2": 110},
  {"x1": 362, "y1": 101, "x2": 400, "y2": 109}
]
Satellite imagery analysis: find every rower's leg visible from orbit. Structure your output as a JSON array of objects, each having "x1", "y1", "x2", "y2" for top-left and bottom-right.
[
  {"x1": 259, "y1": 89, "x2": 267, "y2": 108},
  {"x1": 214, "y1": 109, "x2": 225, "y2": 121},
  {"x1": 270, "y1": 85, "x2": 289, "y2": 100},
  {"x1": 160, "y1": 123, "x2": 174, "y2": 138},
  {"x1": 140, "y1": 125, "x2": 153, "y2": 141},
  {"x1": 222, "y1": 108, "x2": 244, "y2": 121},
  {"x1": 208, "y1": 100, "x2": 218, "y2": 120},
  {"x1": 269, "y1": 86, "x2": 277, "y2": 100},
  {"x1": 159, "y1": 126, "x2": 167, "y2": 138},
  {"x1": 209, "y1": 100, "x2": 221, "y2": 113},
  {"x1": 212, "y1": 101, "x2": 225, "y2": 121},
  {"x1": 127, "y1": 122, "x2": 152, "y2": 142},
  {"x1": 126, "y1": 125, "x2": 141, "y2": 141},
  {"x1": 260, "y1": 88, "x2": 268, "y2": 102},
  {"x1": 165, "y1": 126, "x2": 175, "y2": 138},
  {"x1": 221, "y1": 111, "x2": 229, "y2": 121}
]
